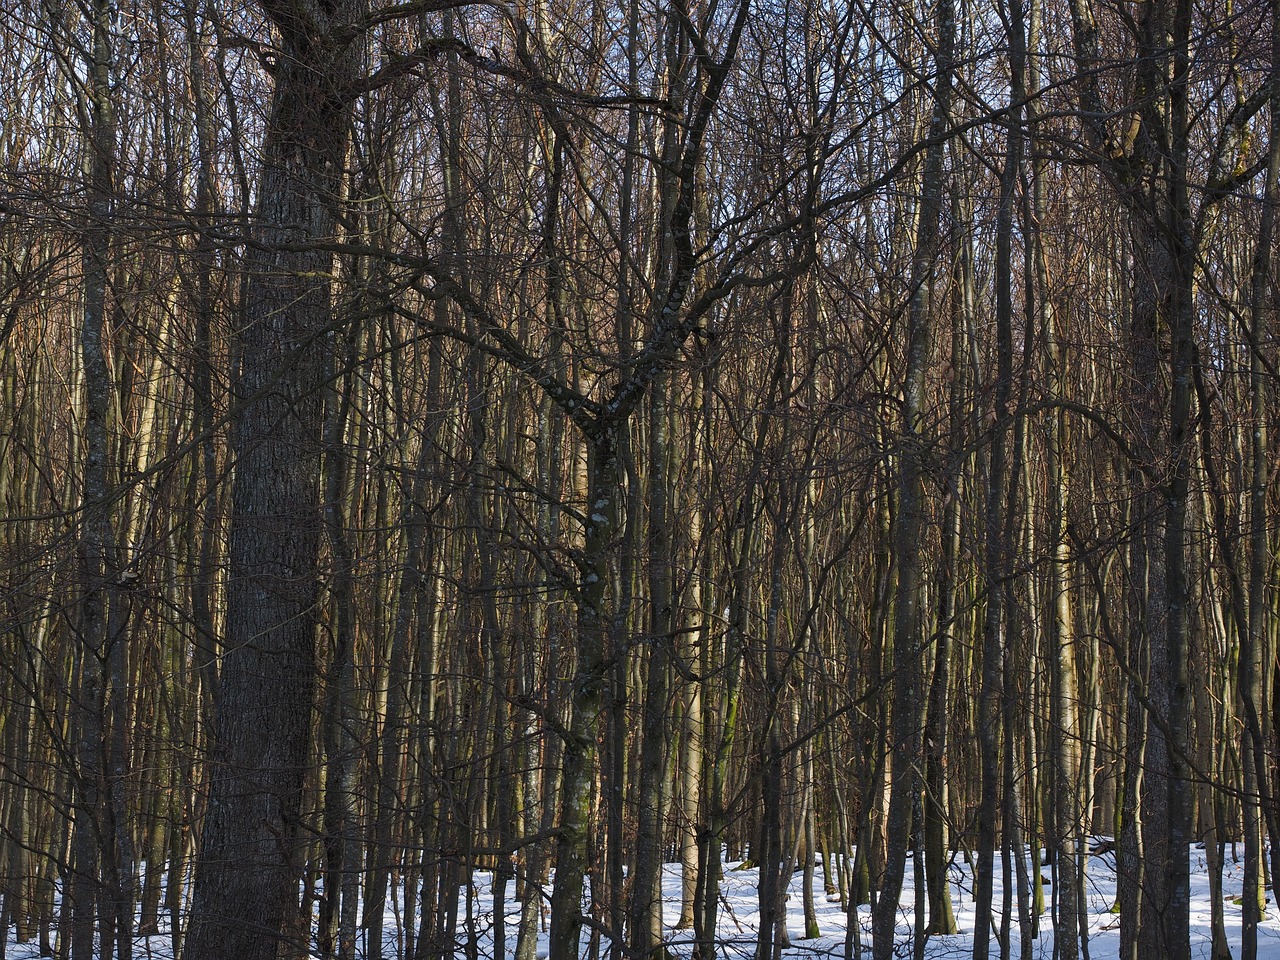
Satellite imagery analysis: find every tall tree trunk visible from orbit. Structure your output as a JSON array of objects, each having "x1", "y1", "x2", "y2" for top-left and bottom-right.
[
  {"x1": 319, "y1": 320, "x2": 362, "y2": 960},
  {"x1": 923, "y1": 185, "x2": 972, "y2": 940},
  {"x1": 869, "y1": 0, "x2": 953, "y2": 951},
  {"x1": 1243, "y1": 0, "x2": 1280, "y2": 942},
  {"x1": 974, "y1": 0, "x2": 1022, "y2": 950},
  {"x1": 675, "y1": 376, "x2": 708, "y2": 931},
  {"x1": 68, "y1": 1, "x2": 121, "y2": 955},
  {"x1": 1133, "y1": 2, "x2": 1195, "y2": 954},
  {"x1": 694, "y1": 487, "x2": 751, "y2": 960},
  {"x1": 184, "y1": 5, "x2": 362, "y2": 958},
  {"x1": 548, "y1": 433, "x2": 619, "y2": 960},
  {"x1": 629, "y1": 372, "x2": 675, "y2": 960}
]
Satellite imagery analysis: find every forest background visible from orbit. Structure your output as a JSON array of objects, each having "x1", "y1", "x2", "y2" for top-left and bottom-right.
[{"x1": 0, "y1": 0, "x2": 1277, "y2": 958}]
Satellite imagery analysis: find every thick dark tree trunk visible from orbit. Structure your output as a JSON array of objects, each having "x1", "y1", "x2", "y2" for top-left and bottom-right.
[
  {"x1": 184, "y1": 7, "x2": 362, "y2": 960},
  {"x1": 1128, "y1": 1, "x2": 1196, "y2": 946}
]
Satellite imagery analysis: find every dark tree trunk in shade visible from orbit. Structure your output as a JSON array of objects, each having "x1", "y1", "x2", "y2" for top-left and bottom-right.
[{"x1": 184, "y1": 6, "x2": 362, "y2": 960}]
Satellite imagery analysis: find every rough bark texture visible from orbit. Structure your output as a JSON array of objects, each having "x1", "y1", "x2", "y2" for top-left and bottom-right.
[
  {"x1": 184, "y1": 6, "x2": 361, "y2": 960},
  {"x1": 1130, "y1": 3, "x2": 1195, "y2": 953}
]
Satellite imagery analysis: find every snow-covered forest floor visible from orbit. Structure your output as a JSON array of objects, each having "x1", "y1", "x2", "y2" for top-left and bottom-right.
[
  {"x1": 10, "y1": 845, "x2": 1280, "y2": 960},
  {"x1": 636, "y1": 845, "x2": 1280, "y2": 959}
]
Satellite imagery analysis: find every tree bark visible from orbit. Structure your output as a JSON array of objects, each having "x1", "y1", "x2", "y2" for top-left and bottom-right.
[
  {"x1": 869, "y1": 0, "x2": 953, "y2": 952},
  {"x1": 184, "y1": 5, "x2": 363, "y2": 959}
]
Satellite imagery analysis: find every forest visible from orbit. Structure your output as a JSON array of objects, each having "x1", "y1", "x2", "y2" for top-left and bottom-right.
[{"x1": 0, "y1": 0, "x2": 1277, "y2": 957}]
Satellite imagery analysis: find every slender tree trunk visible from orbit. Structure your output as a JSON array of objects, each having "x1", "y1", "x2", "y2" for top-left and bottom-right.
[
  {"x1": 629, "y1": 372, "x2": 675, "y2": 960},
  {"x1": 548, "y1": 434, "x2": 619, "y2": 960},
  {"x1": 1243, "y1": 2, "x2": 1280, "y2": 942},
  {"x1": 319, "y1": 320, "x2": 362, "y2": 960},
  {"x1": 676, "y1": 380, "x2": 707, "y2": 930},
  {"x1": 869, "y1": 0, "x2": 953, "y2": 951},
  {"x1": 694, "y1": 494, "x2": 751, "y2": 960},
  {"x1": 1032, "y1": 73, "x2": 1083, "y2": 956},
  {"x1": 974, "y1": 3, "x2": 1022, "y2": 949},
  {"x1": 69, "y1": 2, "x2": 119, "y2": 955},
  {"x1": 923, "y1": 195, "x2": 970, "y2": 938}
]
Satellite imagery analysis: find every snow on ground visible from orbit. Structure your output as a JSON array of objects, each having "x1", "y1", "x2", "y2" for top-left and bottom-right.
[{"x1": 9, "y1": 845, "x2": 1280, "y2": 959}]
